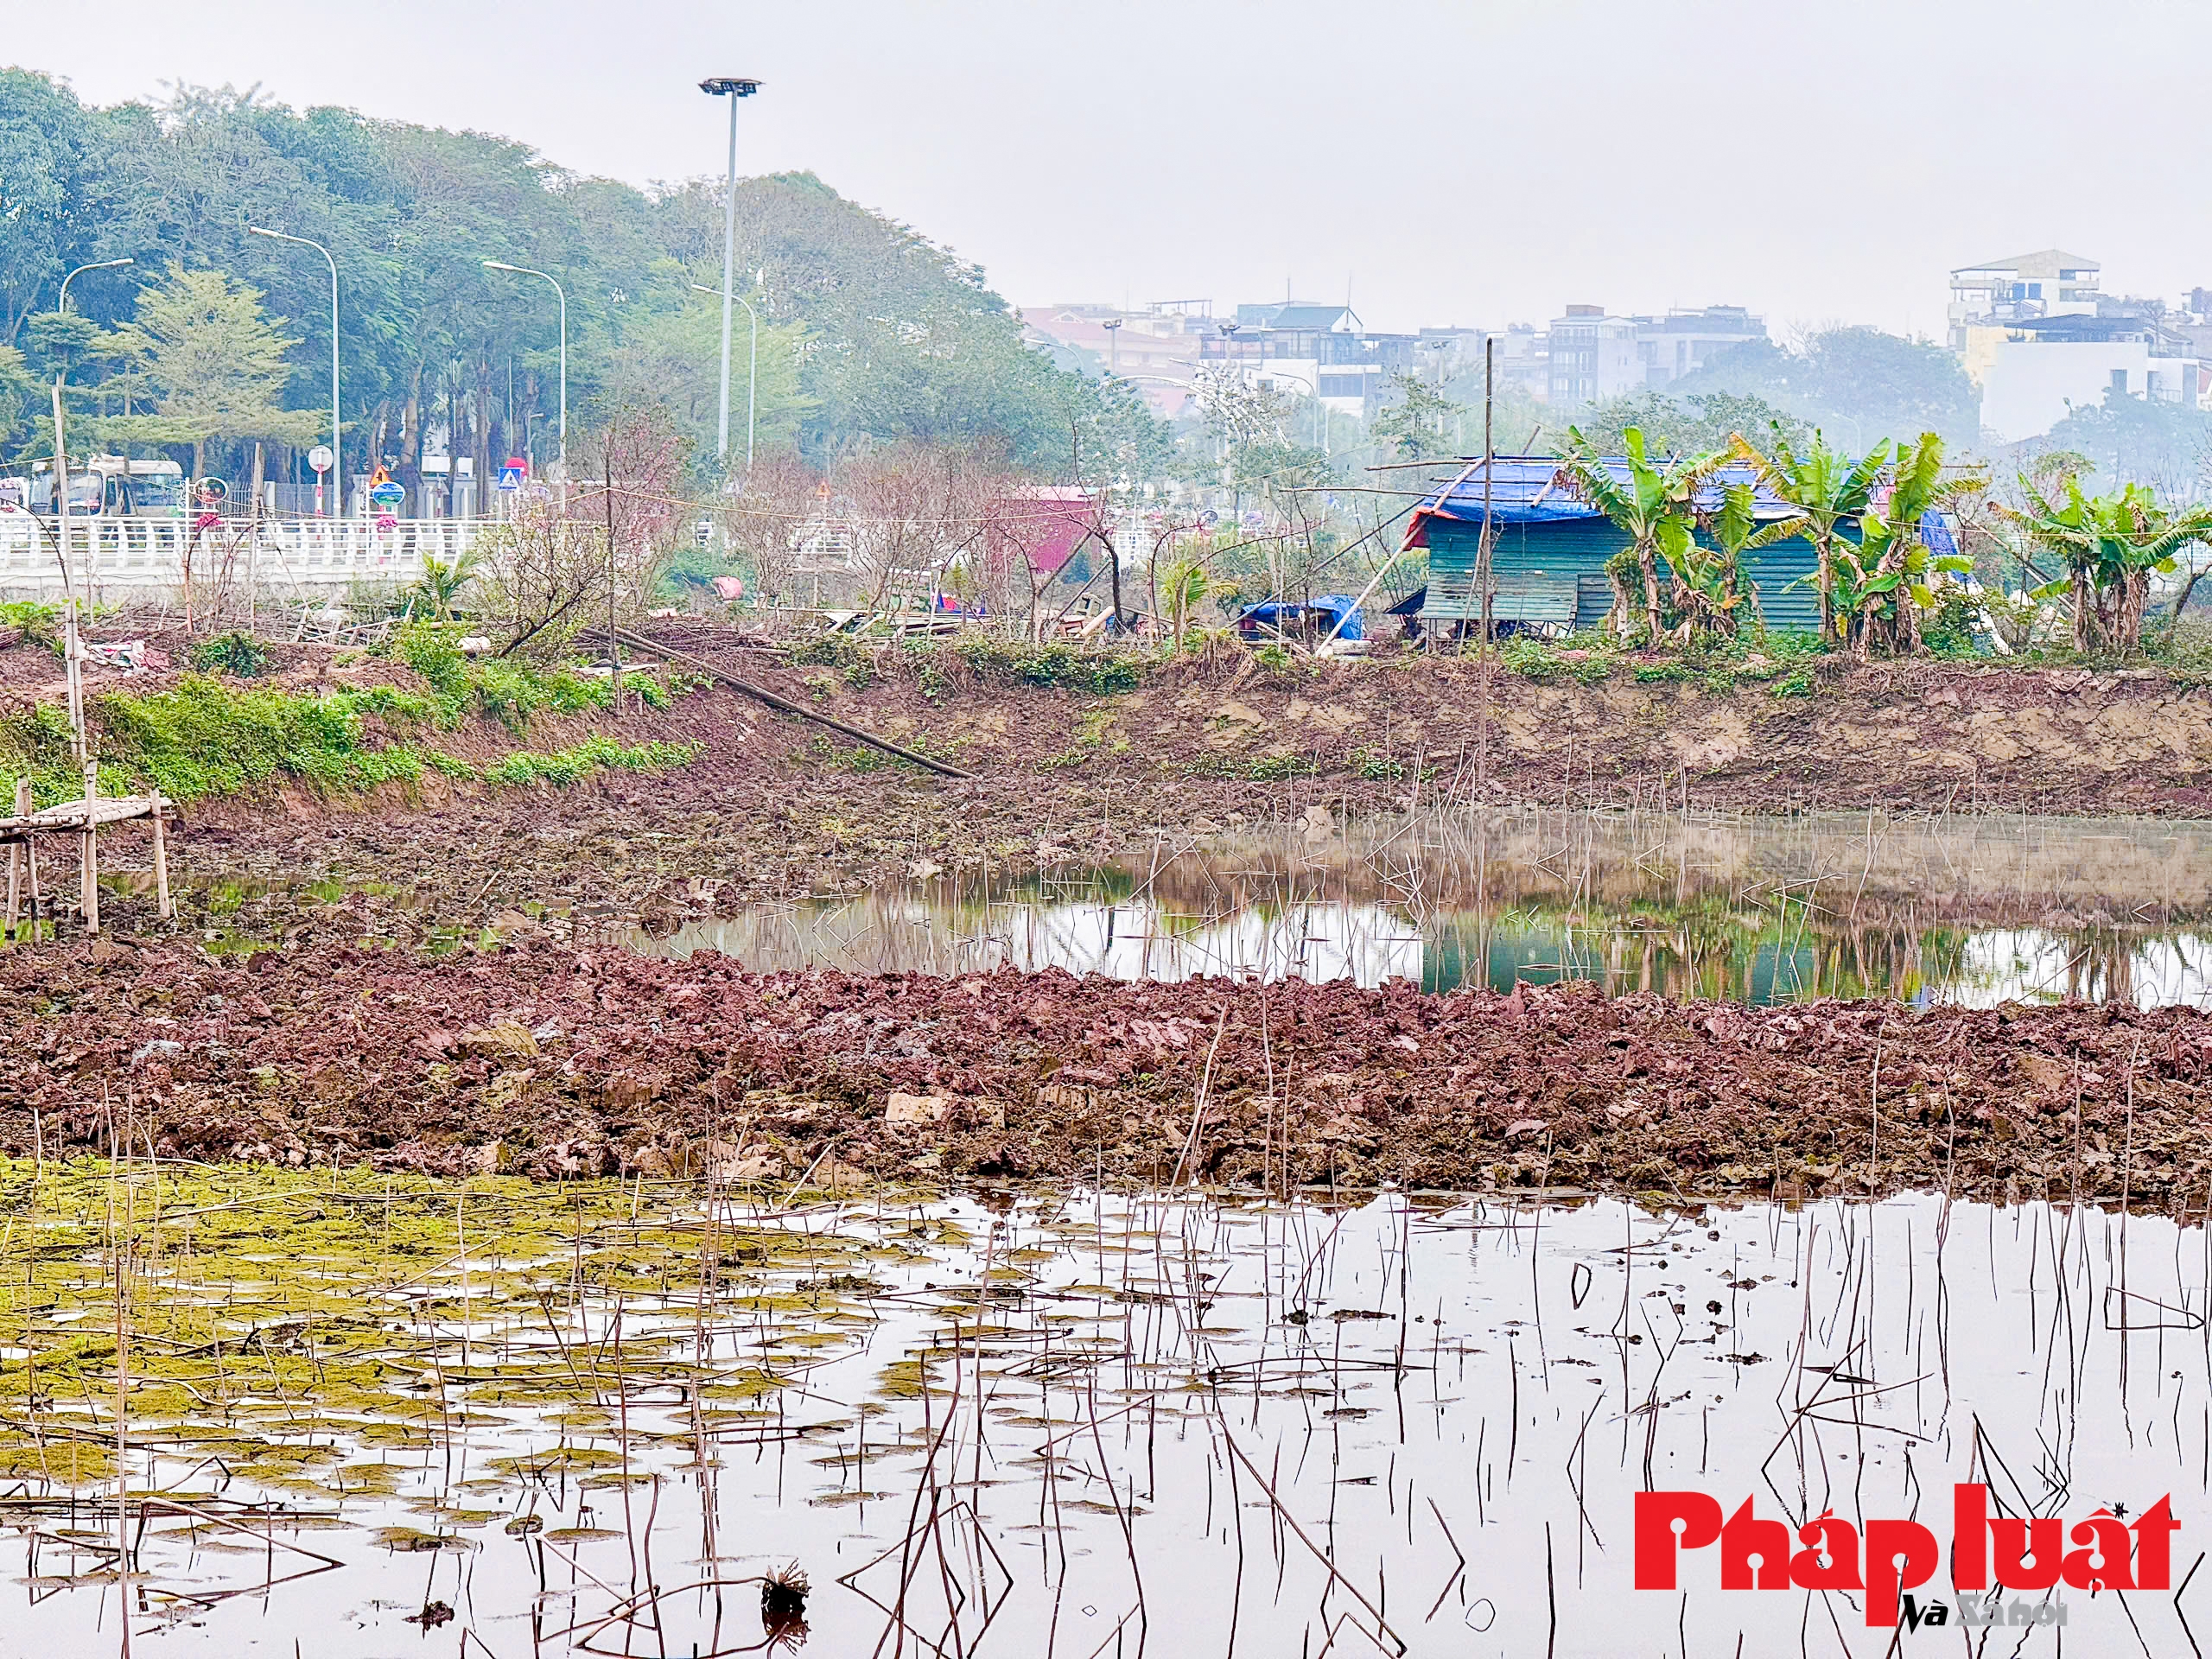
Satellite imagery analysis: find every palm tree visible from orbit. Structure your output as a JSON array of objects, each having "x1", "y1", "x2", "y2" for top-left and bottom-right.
[
  {"x1": 1995, "y1": 477, "x2": 2212, "y2": 655},
  {"x1": 407, "y1": 550, "x2": 480, "y2": 622},
  {"x1": 1729, "y1": 428, "x2": 1891, "y2": 639},
  {"x1": 1157, "y1": 551, "x2": 1210, "y2": 646},
  {"x1": 1557, "y1": 427, "x2": 1729, "y2": 640}
]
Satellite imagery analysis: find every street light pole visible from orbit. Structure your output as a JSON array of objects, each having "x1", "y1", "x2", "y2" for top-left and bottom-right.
[
  {"x1": 249, "y1": 227, "x2": 339, "y2": 514},
  {"x1": 699, "y1": 77, "x2": 762, "y2": 465},
  {"x1": 483, "y1": 261, "x2": 567, "y2": 503},
  {"x1": 690, "y1": 283, "x2": 759, "y2": 469},
  {"x1": 52, "y1": 260, "x2": 131, "y2": 592},
  {"x1": 58, "y1": 257, "x2": 132, "y2": 317}
]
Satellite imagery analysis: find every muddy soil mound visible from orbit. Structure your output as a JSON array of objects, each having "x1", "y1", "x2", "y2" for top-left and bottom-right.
[
  {"x1": 36, "y1": 638, "x2": 2207, "y2": 944},
  {"x1": 6, "y1": 937, "x2": 2204, "y2": 1205},
  {"x1": 703, "y1": 644, "x2": 2212, "y2": 817}
]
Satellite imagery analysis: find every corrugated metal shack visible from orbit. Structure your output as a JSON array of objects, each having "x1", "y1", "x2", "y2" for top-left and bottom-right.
[{"x1": 1405, "y1": 457, "x2": 1822, "y2": 637}]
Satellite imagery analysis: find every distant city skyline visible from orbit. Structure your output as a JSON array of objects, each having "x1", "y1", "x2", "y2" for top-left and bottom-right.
[{"x1": 11, "y1": 0, "x2": 2209, "y2": 343}]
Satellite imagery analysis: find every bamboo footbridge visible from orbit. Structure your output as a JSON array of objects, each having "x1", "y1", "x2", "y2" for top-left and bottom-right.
[{"x1": 2, "y1": 604, "x2": 176, "y2": 940}]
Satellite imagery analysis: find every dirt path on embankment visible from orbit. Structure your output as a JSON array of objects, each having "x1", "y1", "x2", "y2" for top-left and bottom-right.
[
  {"x1": 14, "y1": 626, "x2": 2212, "y2": 938},
  {"x1": 5, "y1": 934, "x2": 2207, "y2": 1207}
]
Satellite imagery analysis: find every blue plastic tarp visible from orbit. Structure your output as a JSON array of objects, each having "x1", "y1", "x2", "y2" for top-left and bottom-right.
[
  {"x1": 1414, "y1": 457, "x2": 1801, "y2": 528},
  {"x1": 1236, "y1": 595, "x2": 1363, "y2": 640}
]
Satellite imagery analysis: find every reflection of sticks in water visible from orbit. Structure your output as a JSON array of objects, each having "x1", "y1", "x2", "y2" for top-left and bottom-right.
[{"x1": 1219, "y1": 1430, "x2": 1406, "y2": 1656}]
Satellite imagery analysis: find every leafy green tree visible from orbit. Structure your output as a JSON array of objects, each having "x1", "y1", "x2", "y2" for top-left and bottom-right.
[
  {"x1": 1158, "y1": 550, "x2": 1210, "y2": 645},
  {"x1": 105, "y1": 264, "x2": 324, "y2": 478},
  {"x1": 1996, "y1": 477, "x2": 2212, "y2": 654},
  {"x1": 1559, "y1": 426, "x2": 1728, "y2": 639},
  {"x1": 1371, "y1": 370, "x2": 1460, "y2": 460},
  {"x1": 0, "y1": 70, "x2": 104, "y2": 345},
  {"x1": 593, "y1": 279, "x2": 812, "y2": 459},
  {"x1": 1803, "y1": 329, "x2": 1980, "y2": 448},
  {"x1": 1730, "y1": 429, "x2": 1891, "y2": 638},
  {"x1": 1688, "y1": 481, "x2": 1798, "y2": 639},
  {"x1": 0, "y1": 343, "x2": 40, "y2": 455},
  {"x1": 1574, "y1": 389, "x2": 1808, "y2": 462},
  {"x1": 406, "y1": 550, "x2": 479, "y2": 621},
  {"x1": 2037, "y1": 388, "x2": 2212, "y2": 500},
  {"x1": 1683, "y1": 328, "x2": 1980, "y2": 448},
  {"x1": 1, "y1": 81, "x2": 1163, "y2": 488}
]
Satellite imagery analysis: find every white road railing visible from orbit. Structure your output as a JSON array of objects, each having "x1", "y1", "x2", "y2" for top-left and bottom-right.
[{"x1": 0, "y1": 516, "x2": 486, "y2": 597}]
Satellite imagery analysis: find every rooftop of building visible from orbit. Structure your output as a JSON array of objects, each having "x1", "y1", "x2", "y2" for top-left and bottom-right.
[
  {"x1": 1234, "y1": 301, "x2": 1361, "y2": 332},
  {"x1": 1951, "y1": 249, "x2": 2101, "y2": 278}
]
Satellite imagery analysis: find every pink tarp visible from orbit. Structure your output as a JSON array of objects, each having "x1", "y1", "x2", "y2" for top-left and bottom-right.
[{"x1": 995, "y1": 487, "x2": 1095, "y2": 575}]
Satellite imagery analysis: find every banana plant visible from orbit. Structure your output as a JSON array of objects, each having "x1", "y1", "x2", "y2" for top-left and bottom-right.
[
  {"x1": 1729, "y1": 427, "x2": 1891, "y2": 639},
  {"x1": 1995, "y1": 477, "x2": 2212, "y2": 654},
  {"x1": 1672, "y1": 480, "x2": 1806, "y2": 639},
  {"x1": 1830, "y1": 433, "x2": 1966, "y2": 657},
  {"x1": 1557, "y1": 426, "x2": 1728, "y2": 641}
]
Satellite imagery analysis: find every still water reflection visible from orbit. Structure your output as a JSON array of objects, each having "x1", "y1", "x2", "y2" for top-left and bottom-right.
[
  {"x1": 3, "y1": 1170, "x2": 2197, "y2": 1657},
  {"x1": 632, "y1": 808, "x2": 2212, "y2": 1007}
]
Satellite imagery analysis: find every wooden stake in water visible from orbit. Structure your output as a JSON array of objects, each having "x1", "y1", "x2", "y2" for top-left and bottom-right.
[
  {"x1": 149, "y1": 789, "x2": 171, "y2": 921},
  {"x1": 63, "y1": 600, "x2": 85, "y2": 772},
  {"x1": 64, "y1": 603, "x2": 98, "y2": 934},
  {"x1": 4, "y1": 777, "x2": 23, "y2": 939},
  {"x1": 80, "y1": 757, "x2": 99, "y2": 937}
]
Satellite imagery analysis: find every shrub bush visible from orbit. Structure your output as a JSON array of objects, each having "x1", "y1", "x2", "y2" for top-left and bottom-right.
[
  {"x1": 948, "y1": 638, "x2": 1141, "y2": 695},
  {"x1": 188, "y1": 631, "x2": 270, "y2": 677}
]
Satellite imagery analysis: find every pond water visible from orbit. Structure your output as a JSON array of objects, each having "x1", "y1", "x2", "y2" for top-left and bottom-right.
[
  {"x1": 627, "y1": 809, "x2": 2212, "y2": 1007},
  {"x1": 4, "y1": 1166, "x2": 2201, "y2": 1656}
]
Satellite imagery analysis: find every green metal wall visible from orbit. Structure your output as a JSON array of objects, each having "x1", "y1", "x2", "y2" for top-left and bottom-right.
[{"x1": 1423, "y1": 518, "x2": 1823, "y2": 636}]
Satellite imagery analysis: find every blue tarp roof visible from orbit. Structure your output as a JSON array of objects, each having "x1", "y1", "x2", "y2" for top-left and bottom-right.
[{"x1": 1411, "y1": 456, "x2": 1802, "y2": 531}]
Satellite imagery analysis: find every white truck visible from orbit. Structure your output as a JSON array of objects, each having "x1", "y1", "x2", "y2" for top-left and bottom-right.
[{"x1": 21, "y1": 454, "x2": 188, "y2": 518}]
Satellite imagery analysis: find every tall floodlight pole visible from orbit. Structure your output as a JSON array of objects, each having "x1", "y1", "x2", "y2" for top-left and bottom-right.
[
  {"x1": 483, "y1": 261, "x2": 567, "y2": 503},
  {"x1": 691, "y1": 283, "x2": 759, "y2": 469},
  {"x1": 249, "y1": 228, "x2": 339, "y2": 512},
  {"x1": 699, "y1": 77, "x2": 762, "y2": 465}
]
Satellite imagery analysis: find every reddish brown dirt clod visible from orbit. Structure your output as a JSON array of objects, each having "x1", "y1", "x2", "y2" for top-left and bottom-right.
[{"x1": 4, "y1": 935, "x2": 2205, "y2": 1205}]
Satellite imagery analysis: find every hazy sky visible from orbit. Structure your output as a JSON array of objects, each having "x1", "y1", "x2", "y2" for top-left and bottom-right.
[{"x1": 12, "y1": 0, "x2": 2210, "y2": 340}]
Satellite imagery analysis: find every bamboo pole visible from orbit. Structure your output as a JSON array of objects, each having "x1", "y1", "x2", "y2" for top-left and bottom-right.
[
  {"x1": 22, "y1": 793, "x2": 39, "y2": 943},
  {"x1": 62, "y1": 601, "x2": 85, "y2": 773},
  {"x1": 613, "y1": 627, "x2": 975, "y2": 780},
  {"x1": 80, "y1": 760, "x2": 99, "y2": 936},
  {"x1": 150, "y1": 789, "x2": 171, "y2": 921},
  {"x1": 4, "y1": 778, "x2": 24, "y2": 939}
]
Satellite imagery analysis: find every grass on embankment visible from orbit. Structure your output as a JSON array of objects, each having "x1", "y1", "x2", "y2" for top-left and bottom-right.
[{"x1": 0, "y1": 623, "x2": 698, "y2": 807}]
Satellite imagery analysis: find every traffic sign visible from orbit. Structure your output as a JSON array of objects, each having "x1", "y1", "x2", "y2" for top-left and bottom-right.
[
  {"x1": 308, "y1": 445, "x2": 334, "y2": 474},
  {"x1": 498, "y1": 463, "x2": 524, "y2": 493},
  {"x1": 368, "y1": 480, "x2": 405, "y2": 507}
]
